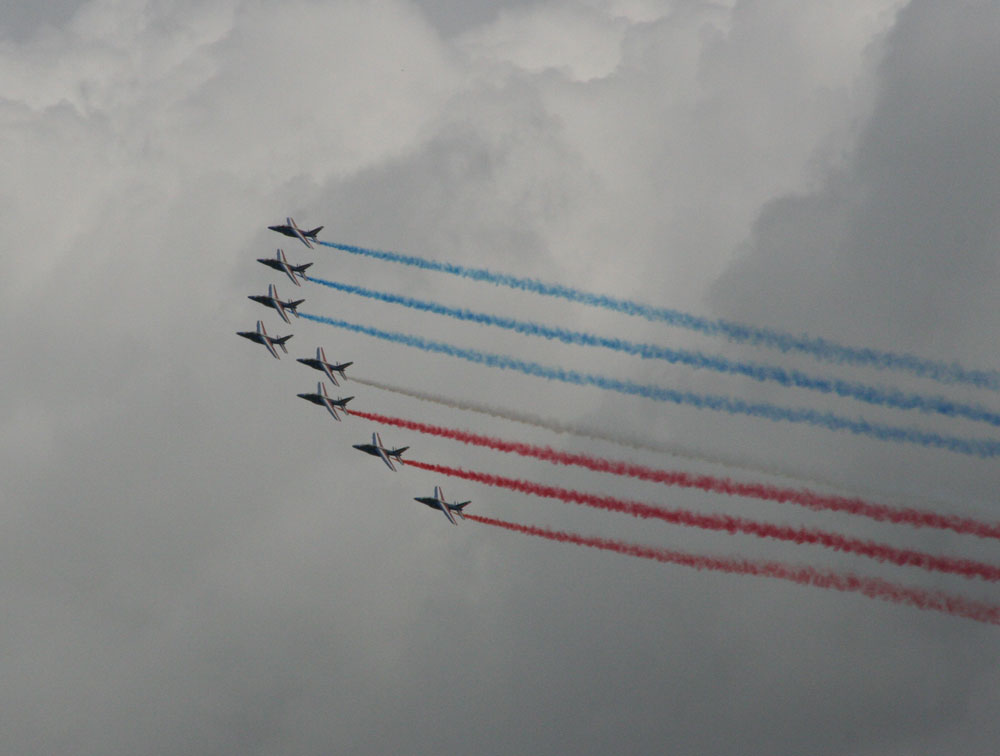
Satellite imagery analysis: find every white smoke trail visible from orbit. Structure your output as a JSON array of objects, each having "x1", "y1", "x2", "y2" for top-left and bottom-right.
[{"x1": 348, "y1": 374, "x2": 966, "y2": 511}]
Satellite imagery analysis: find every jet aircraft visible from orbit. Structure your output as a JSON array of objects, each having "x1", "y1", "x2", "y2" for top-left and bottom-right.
[
  {"x1": 236, "y1": 320, "x2": 292, "y2": 359},
  {"x1": 248, "y1": 283, "x2": 304, "y2": 325},
  {"x1": 297, "y1": 382, "x2": 353, "y2": 421},
  {"x1": 268, "y1": 217, "x2": 323, "y2": 249},
  {"x1": 414, "y1": 486, "x2": 470, "y2": 525},
  {"x1": 257, "y1": 248, "x2": 312, "y2": 287},
  {"x1": 353, "y1": 432, "x2": 409, "y2": 471},
  {"x1": 297, "y1": 347, "x2": 353, "y2": 386}
]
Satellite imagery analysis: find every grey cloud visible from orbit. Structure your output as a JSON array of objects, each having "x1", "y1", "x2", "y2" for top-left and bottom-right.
[
  {"x1": 0, "y1": 0, "x2": 86, "y2": 41},
  {"x1": 411, "y1": 0, "x2": 550, "y2": 36},
  {"x1": 3, "y1": 1, "x2": 999, "y2": 755},
  {"x1": 711, "y1": 0, "x2": 1000, "y2": 353}
]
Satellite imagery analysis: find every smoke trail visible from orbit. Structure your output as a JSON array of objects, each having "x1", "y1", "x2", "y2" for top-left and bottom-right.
[
  {"x1": 349, "y1": 372, "x2": 779, "y2": 466},
  {"x1": 299, "y1": 312, "x2": 1000, "y2": 458},
  {"x1": 350, "y1": 408, "x2": 1000, "y2": 540},
  {"x1": 311, "y1": 276, "x2": 1000, "y2": 428},
  {"x1": 352, "y1": 374, "x2": 997, "y2": 533},
  {"x1": 465, "y1": 514, "x2": 1000, "y2": 626},
  {"x1": 316, "y1": 240, "x2": 1000, "y2": 391},
  {"x1": 407, "y1": 460, "x2": 1000, "y2": 581},
  {"x1": 348, "y1": 374, "x2": 953, "y2": 504}
]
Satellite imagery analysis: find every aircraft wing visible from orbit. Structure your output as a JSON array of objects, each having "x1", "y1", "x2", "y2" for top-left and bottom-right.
[
  {"x1": 440, "y1": 503, "x2": 457, "y2": 525},
  {"x1": 321, "y1": 364, "x2": 340, "y2": 386},
  {"x1": 278, "y1": 259, "x2": 301, "y2": 286},
  {"x1": 274, "y1": 300, "x2": 291, "y2": 324},
  {"x1": 256, "y1": 322, "x2": 280, "y2": 359},
  {"x1": 276, "y1": 249, "x2": 303, "y2": 286},
  {"x1": 373, "y1": 433, "x2": 395, "y2": 471},
  {"x1": 376, "y1": 446, "x2": 396, "y2": 471},
  {"x1": 288, "y1": 217, "x2": 314, "y2": 249}
]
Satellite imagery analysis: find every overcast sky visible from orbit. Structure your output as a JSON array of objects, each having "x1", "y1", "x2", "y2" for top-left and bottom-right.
[{"x1": 3, "y1": 0, "x2": 999, "y2": 753}]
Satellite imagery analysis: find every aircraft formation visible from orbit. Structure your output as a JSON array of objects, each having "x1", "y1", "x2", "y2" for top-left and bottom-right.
[
  {"x1": 236, "y1": 218, "x2": 472, "y2": 524},
  {"x1": 232, "y1": 216, "x2": 1000, "y2": 625}
]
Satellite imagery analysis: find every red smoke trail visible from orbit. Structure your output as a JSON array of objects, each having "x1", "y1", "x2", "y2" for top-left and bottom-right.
[
  {"x1": 351, "y1": 374, "x2": 981, "y2": 513},
  {"x1": 405, "y1": 459, "x2": 1000, "y2": 582},
  {"x1": 464, "y1": 514, "x2": 1000, "y2": 627},
  {"x1": 352, "y1": 409, "x2": 1000, "y2": 541}
]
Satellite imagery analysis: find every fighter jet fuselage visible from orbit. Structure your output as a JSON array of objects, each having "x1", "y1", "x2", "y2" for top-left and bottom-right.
[
  {"x1": 257, "y1": 249, "x2": 312, "y2": 287},
  {"x1": 248, "y1": 284, "x2": 304, "y2": 325},
  {"x1": 237, "y1": 320, "x2": 292, "y2": 359},
  {"x1": 268, "y1": 217, "x2": 323, "y2": 248},
  {"x1": 353, "y1": 433, "x2": 408, "y2": 471},
  {"x1": 297, "y1": 382, "x2": 353, "y2": 421},
  {"x1": 297, "y1": 347, "x2": 353, "y2": 386},
  {"x1": 414, "y1": 486, "x2": 471, "y2": 525}
]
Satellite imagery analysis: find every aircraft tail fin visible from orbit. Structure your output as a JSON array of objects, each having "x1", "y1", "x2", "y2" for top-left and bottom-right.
[
  {"x1": 290, "y1": 299, "x2": 305, "y2": 315},
  {"x1": 307, "y1": 226, "x2": 323, "y2": 238},
  {"x1": 454, "y1": 501, "x2": 471, "y2": 519},
  {"x1": 275, "y1": 334, "x2": 293, "y2": 353},
  {"x1": 393, "y1": 446, "x2": 409, "y2": 458}
]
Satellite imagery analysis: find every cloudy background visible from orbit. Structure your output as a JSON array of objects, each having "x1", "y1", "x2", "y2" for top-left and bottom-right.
[{"x1": 3, "y1": 0, "x2": 1000, "y2": 753}]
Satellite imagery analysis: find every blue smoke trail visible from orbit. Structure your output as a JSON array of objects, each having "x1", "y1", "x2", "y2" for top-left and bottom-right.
[
  {"x1": 309, "y1": 276, "x2": 1000, "y2": 429},
  {"x1": 298, "y1": 311, "x2": 1000, "y2": 458},
  {"x1": 316, "y1": 240, "x2": 1000, "y2": 391}
]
